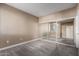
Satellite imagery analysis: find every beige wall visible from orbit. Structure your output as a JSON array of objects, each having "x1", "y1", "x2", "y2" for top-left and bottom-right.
[
  {"x1": 75, "y1": 4, "x2": 79, "y2": 48},
  {"x1": 39, "y1": 23, "x2": 49, "y2": 36},
  {"x1": 0, "y1": 4, "x2": 38, "y2": 48},
  {"x1": 39, "y1": 7, "x2": 77, "y2": 23},
  {"x1": 39, "y1": 6, "x2": 77, "y2": 39}
]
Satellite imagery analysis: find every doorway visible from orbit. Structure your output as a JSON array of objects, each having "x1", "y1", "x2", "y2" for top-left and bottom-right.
[
  {"x1": 60, "y1": 19, "x2": 74, "y2": 45},
  {"x1": 61, "y1": 22, "x2": 74, "y2": 39}
]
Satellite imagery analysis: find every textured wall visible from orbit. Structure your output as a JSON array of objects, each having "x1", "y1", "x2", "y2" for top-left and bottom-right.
[{"x1": 0, "y1": 4, "x2": 38, "y2": 48}]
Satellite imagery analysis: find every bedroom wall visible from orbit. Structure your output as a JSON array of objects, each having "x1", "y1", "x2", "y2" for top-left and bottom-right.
[
  {"x1": 75, "y1": 4, "x2": 79, "y2": 48},
  {"x1": 39, "y1": 23, "x2": 49, "y2": 37},
  {"x1": 0, "y1": 4, "x2": 38, "y2": 48},
  {"x1": 39, "y1": 6, "x2": 77, "y2": 38},
  {"x1": 38, "y1": 5, "x2": 78, "y2": 46},
  {"x1": 39, "y1": 6, "x2": 77, "y2": 23}
]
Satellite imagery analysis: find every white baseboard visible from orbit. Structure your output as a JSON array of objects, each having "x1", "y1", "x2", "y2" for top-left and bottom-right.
[
  {"x1": 43, "y1": 39, "x2": 75, "y2": 48},
  {"x1": 0, "y1": 38, "x2": 41, "y2": 51}
]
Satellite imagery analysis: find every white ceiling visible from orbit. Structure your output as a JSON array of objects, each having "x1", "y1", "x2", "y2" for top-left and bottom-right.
[{"x1": 6, "y1": 3, "x2": 76, "y2": 17}]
